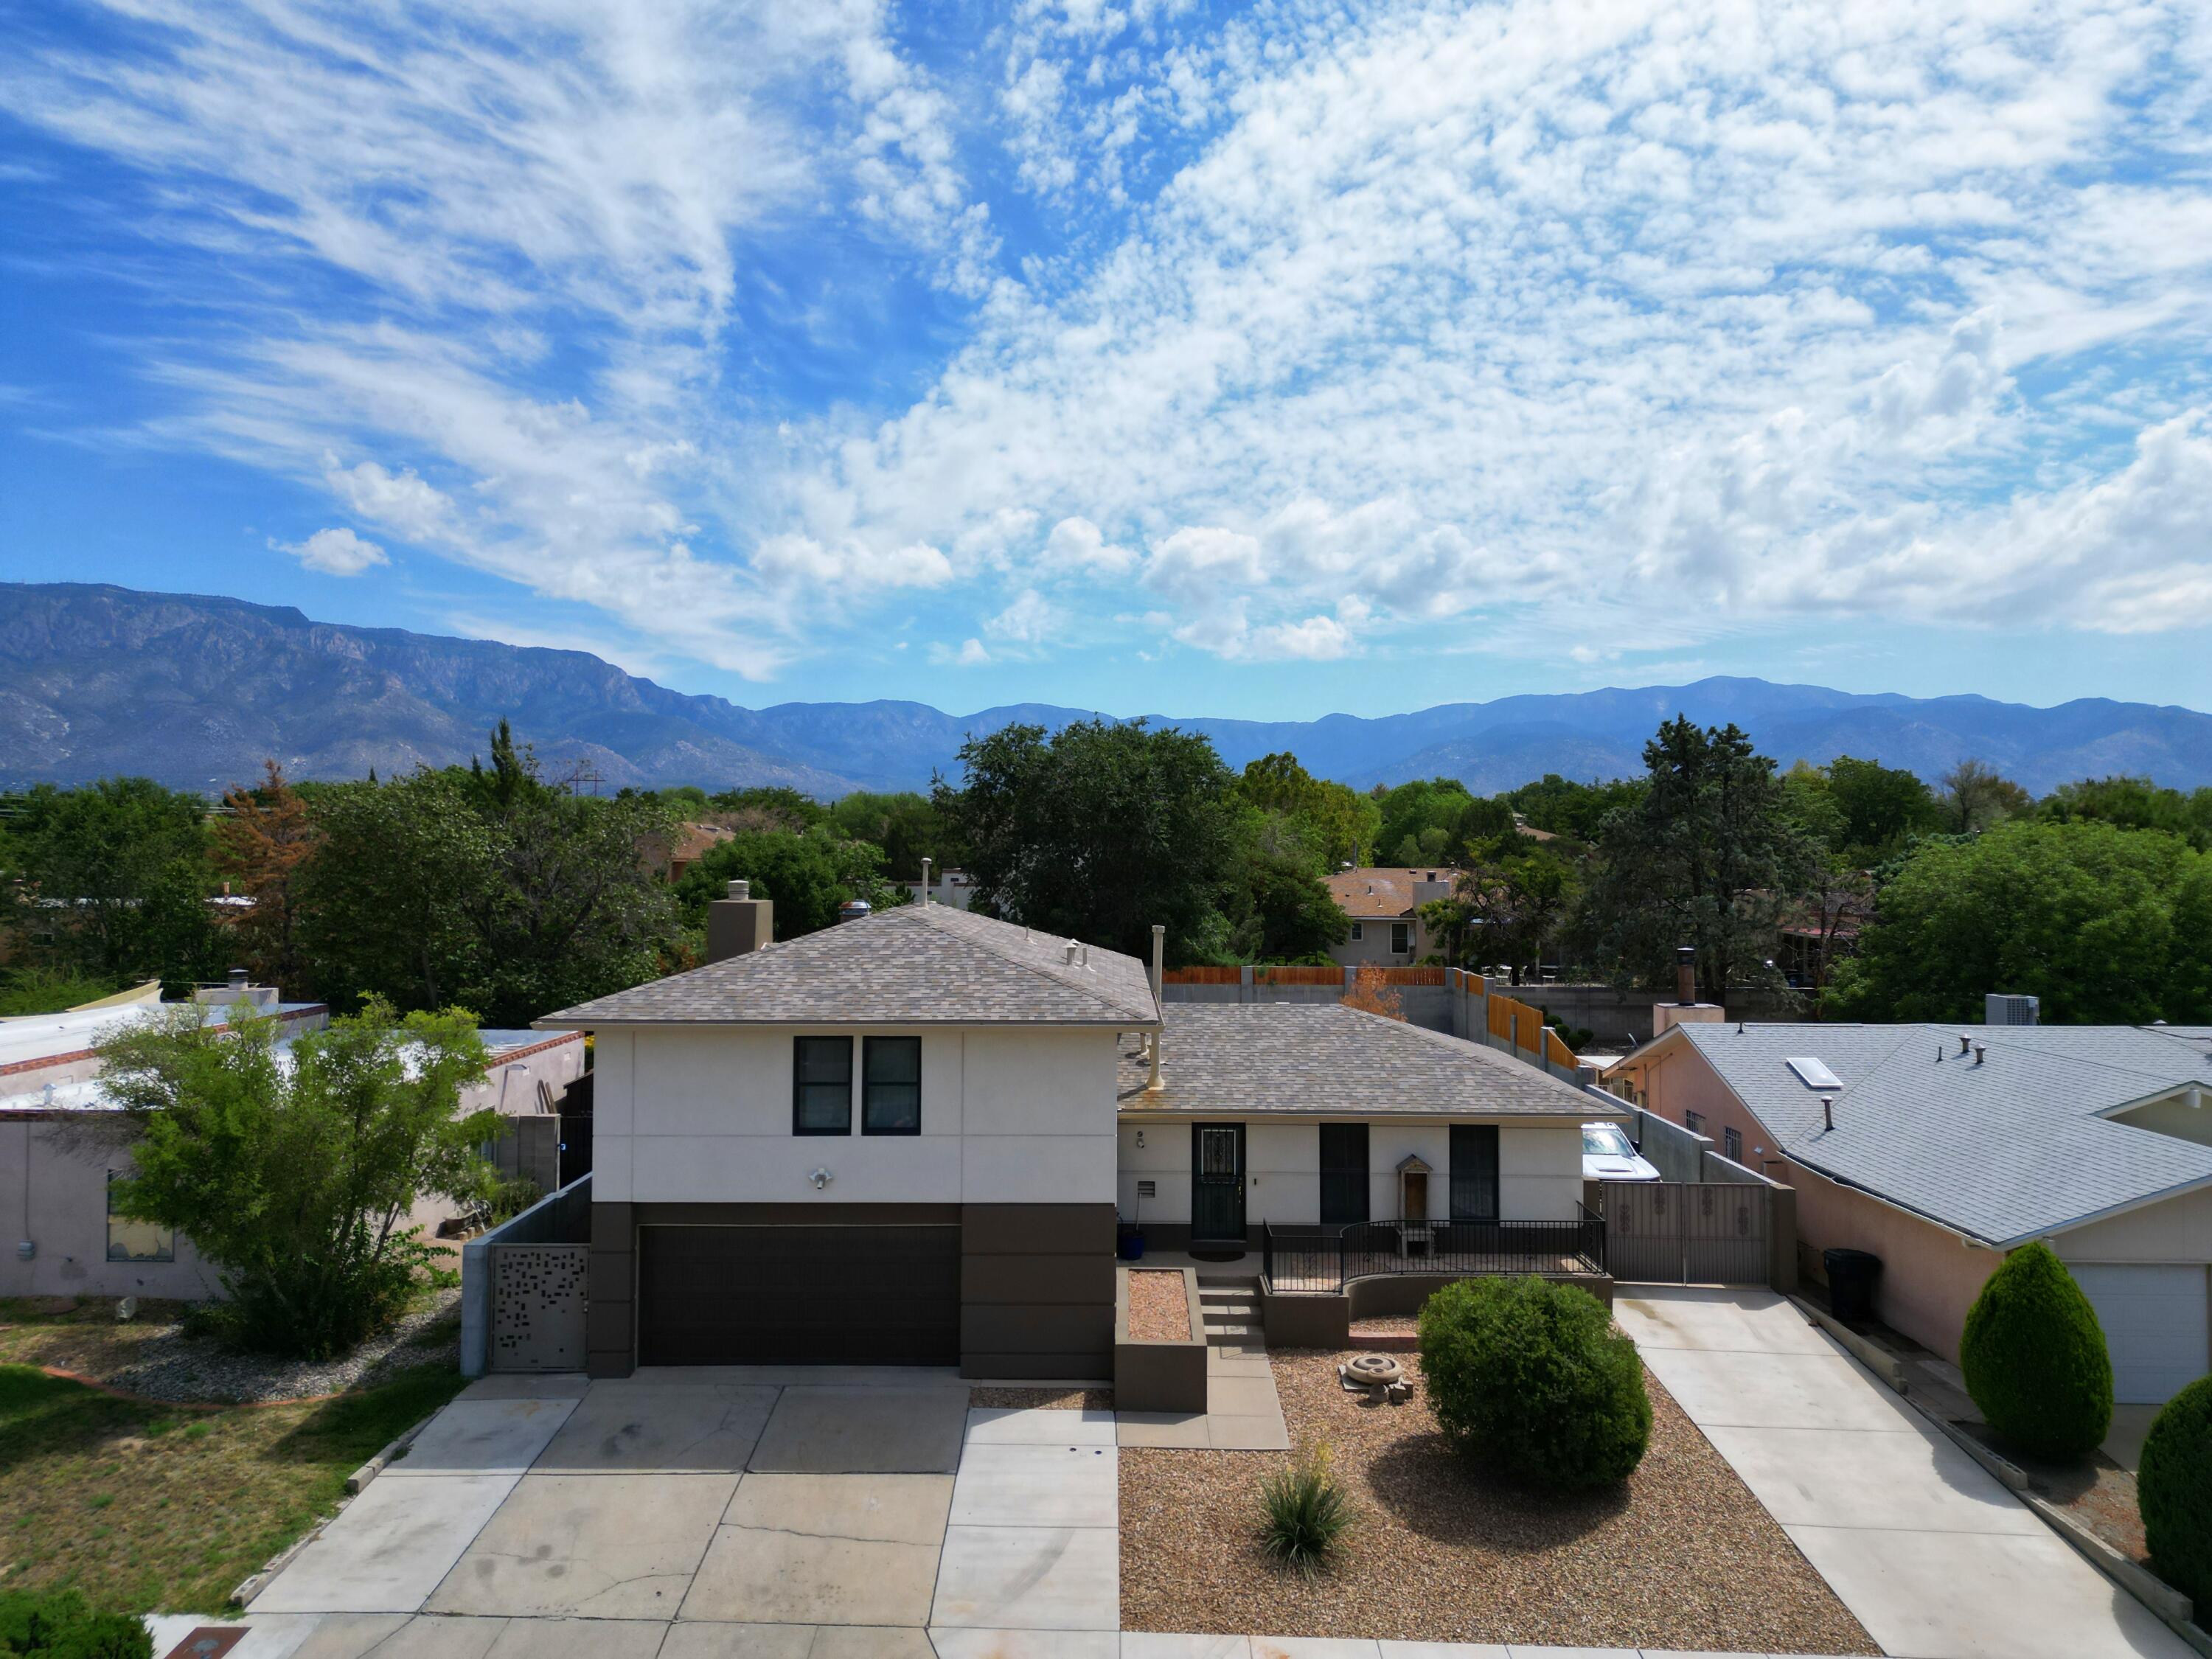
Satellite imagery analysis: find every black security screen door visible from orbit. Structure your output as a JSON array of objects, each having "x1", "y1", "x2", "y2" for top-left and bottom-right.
[
  {"x1": 1191, "y1": 1122, "x2": 1246, "y2": 1241},
  {"x1": 1450, "y1": 1124, "x2": 1500, "y2": 1221},
  {"x1": 1319, "y1": 1123, "x2": 1369, "y2": 1225}
]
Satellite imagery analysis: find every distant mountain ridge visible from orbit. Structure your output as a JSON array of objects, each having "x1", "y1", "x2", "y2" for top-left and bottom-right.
[{"x1": 4, "y1": 582, "x2": 2211, "y2": 797}]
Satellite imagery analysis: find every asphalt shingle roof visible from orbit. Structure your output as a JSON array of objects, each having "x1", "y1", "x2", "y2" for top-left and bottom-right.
[
  {"x1": 1118, "y1": 1003, "x2": 1615, "y2": 1119},
  {"x1": 535, "y1": 902, "x2": 1161, "y2": 1028},
  {"x1": 1659, "y1": 1021, "x2": 2212, "y2": 1245}
]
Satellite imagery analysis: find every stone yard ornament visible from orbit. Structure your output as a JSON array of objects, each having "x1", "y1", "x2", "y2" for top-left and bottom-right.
[{"x1": 1340, "y1": 1352, "x2": 1411, "y2": 1402}]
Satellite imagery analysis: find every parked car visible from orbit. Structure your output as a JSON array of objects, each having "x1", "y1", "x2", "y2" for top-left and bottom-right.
[{"x1": 1582, "y1": 1121, "x2": 1660, "y2": 1183}]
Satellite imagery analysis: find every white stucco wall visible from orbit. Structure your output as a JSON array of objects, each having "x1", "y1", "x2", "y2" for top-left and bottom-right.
[
  {"x1": 594, "y1": 1024, "x2": 1121, "y2": 1207},
  {"x1": 1115, "y1": 1116, "x2": 1587, "y2": 1225}
]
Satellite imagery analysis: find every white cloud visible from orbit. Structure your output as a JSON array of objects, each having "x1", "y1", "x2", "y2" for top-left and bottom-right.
[
  {"x1": 274, "y1": 526, "x2": 387, "y2": 576},
  {"x1": 984, "y1": 587, "x2": 1063, "y2": 644},
  {"x1": 1040, "y1": 515, "x2": 1136, "y2": 576},
  {"x1": 929, "y1": 637, "x2": 992, "y2": 666}
]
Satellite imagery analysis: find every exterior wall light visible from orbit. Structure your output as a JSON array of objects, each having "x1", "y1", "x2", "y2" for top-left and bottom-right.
[{"x1": 809, "y1": 1167, "x2": 832, "y2": 1190}]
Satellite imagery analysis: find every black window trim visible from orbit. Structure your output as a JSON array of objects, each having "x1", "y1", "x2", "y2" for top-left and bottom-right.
[
  {"x1": 793, "y1": 1034, "x2": 854, "y2": 1135},
  {"x1": 862, "y1": 1034, "x2": 922, "y2": 1136}
]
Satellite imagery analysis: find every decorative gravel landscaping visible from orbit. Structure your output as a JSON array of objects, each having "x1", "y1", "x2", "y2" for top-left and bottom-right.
[
  {"x1": 0, "y1": 1290, "x2": 462, "y2": 1405},
  {"x1": 1129, "y1": 1268, "x2": 1192, "y2": 1341},
  {"x1": 969, "y1": 1385, "x2": 1113, "y2": 1410},
  {"x1": 1119, "y1": 1348, "x2": 1879, "y2": 1653}
]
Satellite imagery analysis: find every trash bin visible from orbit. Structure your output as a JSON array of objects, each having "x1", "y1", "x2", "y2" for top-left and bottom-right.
[{"x1": 1823, "y1": 1248, "x2": 1882, "y2": 1324}]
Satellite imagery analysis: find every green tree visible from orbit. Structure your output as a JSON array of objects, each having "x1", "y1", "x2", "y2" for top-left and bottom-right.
[
  {"x1": 1938, "y1": 759, "x2": 2032, "y2": 833},
  {"x1": 1426, "y1": 849, "x2": 1576, "y2": 981},
  {"x1": 1237, "y1": 753, "x2": 1381, "y2": 868},
  {"x1": 1573, "y1": 718, "x2": 1815, "y2": 1000},
  {"x1": 1373, "y1": 778, "x2": 1506, "y2": 868},
  {"x1": 1235, "y1": 817, "x2": 1349, "y2": 963},
  {"x1": 675, "y1": 826, "x2": 897, "y2": 939},
  {"x1": 1960, "y1": 1242, "x2": 2113, "y2": 1461},
  {"x1": 1826, "y1": 819, "x2": 2202, "y2": 1023},
  {"x1": 705, "y1": 786, "x2": 829, "y2": 832},
  {"x1": 2040, "y1": 776, "x2": 2212, "y2": 851},
  {"x1": 825, "y1": 790, "x2": 962, "y2": 880},
  {"x1": 1500, "y1": 774, "x2": 1645, "y2": 844},
  {"x1": 935, "y1": 719, "x2": 1242, "y2": 964},
  {"x1": 2, "y1": 778, "x2": 222, "y2": 989},
  {"x1": 299, "y1": 738, "x2": 677, "y2": 1025},
  {"x1": 1826, "y1": 755, "x2": 1940, "y2": 858},
  {"x1": 95, "y1": 998, "x2": 498, "y2": 1358}
]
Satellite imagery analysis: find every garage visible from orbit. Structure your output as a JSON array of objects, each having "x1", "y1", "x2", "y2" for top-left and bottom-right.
[
  {"x1": 637, "y1": 1224, "x2": 961, "y2": 1366},
  {"x1": 2067, "y1": 1262, "x2": 2211, "y2": 1404}
]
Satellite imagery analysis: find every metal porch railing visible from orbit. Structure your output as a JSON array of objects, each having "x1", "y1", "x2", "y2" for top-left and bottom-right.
[{"x1": 1260, "y1": 1208, "x2": 1607, "y2": 1295}]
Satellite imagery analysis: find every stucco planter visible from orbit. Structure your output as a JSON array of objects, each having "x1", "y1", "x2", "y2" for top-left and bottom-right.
[{"x1": 1114, "y1": 1263, "x2": 1206, "y2": 1411}]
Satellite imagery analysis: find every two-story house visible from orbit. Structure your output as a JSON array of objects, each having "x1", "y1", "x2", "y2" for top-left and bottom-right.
[{"x1": 538, "y1": 893, "x2": 1622, "y2": 1381}]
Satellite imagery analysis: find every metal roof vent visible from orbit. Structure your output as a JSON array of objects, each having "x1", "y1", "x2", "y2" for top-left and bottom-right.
[{"x1": 1787, "y1": 1057, "x2": 1843, "y2": 1091}]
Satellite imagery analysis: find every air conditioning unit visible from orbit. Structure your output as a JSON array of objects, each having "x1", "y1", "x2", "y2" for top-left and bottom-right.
[{"x1": 1986, "y1": 993, "x2": 2039, "y2": 1026}]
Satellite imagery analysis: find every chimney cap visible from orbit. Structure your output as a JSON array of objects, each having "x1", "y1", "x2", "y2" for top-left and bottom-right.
[
  {"x1": 226, "y1": 967, "x2": 248, "y2": 987},
  {"x1": 727, "y1": 879, "x2": 750, "y2": 901}
]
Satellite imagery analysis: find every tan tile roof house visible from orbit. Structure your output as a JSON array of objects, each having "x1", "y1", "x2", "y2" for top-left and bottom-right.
[{"x1": 534, "y1": 903, "x2": 1618, "y2": 1380}]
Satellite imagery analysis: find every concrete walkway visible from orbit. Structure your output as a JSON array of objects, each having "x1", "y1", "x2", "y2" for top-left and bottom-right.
[
  {"x1": 1613, "y1": 1286, "x2": 2192, "y2": 1659},
  {"x1": 1117, "y1": 1272, "x2": 1291, "y2": 1451}
]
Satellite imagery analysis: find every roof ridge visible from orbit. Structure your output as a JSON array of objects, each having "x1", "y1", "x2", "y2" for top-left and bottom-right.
[{"x1": 900, "y1": 904, "x2": 1157, "y2": 1023}]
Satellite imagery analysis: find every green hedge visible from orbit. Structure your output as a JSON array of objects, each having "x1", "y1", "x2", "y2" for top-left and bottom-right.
[
  {"x1": 2140, "y1": 1375, "x2": 2212, "y2": 1620},
  {"x1": 0, "y1": 1590, "x2": 150, "y2": 1659},
  {"x1": 1959, "y1": 1242, "x2": 2112, "y2": 1461},
  {"x1": 1417, "y1": 1275, "x2": 1650, "y2": 1489}
]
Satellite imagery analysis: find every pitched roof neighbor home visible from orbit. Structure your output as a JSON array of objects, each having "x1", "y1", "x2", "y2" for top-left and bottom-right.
[
  {"x1": 1607, "y1": 1020, "x2": 2212, "y2": 1402},
  {"x1": 536, "y1": 895, "x2": 1622, "y2": 1380},
  {"x1": 1324, "y1": 866, "x2": 1456, "y2": 967}
]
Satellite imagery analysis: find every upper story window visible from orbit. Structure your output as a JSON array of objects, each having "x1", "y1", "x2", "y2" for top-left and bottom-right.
[
  {"x1": 1723, "y1": 1126, "x2": 1743, "y2": 1163},
  {"x1": 1390, "y1": 922, "x2": 1411, "y2": 955},
  {"x1": 107, "y1": 1171, "x2": 173, "y2": 1263},
  {"x1": 793, "y1": 1036, "x2": 853, "y2": 1135},
  {"x1": 863, "y1": 1036, "x2": 922, "y2": 1135},
  {"x1": 1685, "y1": 1109, "x2": 1705, "y2": 1135},
  {"x1": 1349, "y1": 922, "x2": 1363, "y2": 942}
]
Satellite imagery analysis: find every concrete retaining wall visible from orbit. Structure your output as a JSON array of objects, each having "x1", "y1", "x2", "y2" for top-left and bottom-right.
[
  {"x1": 459, "y1": 1171, "x2": 593, "y2": 1378},
  {"x1": 1262, "y1": 1269, "x2": 1615, "y2": 1350},
  {"x1": 1114, "y1": 1264, "x2": 1206, "y2": 1411}
]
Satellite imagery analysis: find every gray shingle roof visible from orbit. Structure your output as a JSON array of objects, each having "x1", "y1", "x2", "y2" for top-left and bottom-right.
[
  {"x1": 535, "y1": 904, "x2": 1160, "y2": 1028},
  {"x1": 1659, "y1": 1021, "x2": 2212, "y2": 1245},
  {"x1": 1118, "y1": 1004, "x2": 1618, "y2": 1119}
]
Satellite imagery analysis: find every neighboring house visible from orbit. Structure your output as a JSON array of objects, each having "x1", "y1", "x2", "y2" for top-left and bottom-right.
[
  {"x1": 0, "y1": 998, "x2": 585, "y2": 1301},
  {"x1": 1607, "y1": 1021, "x2": 2212, "y2": 1403},
  {"x1": 1325, "y1": 867, "x2": 1457, "y2": 967},
  {"x1": 645, "y1": 821, "x2": 736, "y2": 884},
  {"x1": 534, "y1": 899, "x2": 1624, "y2": 1380},
  {"x1": 1117, "y1": 1002, "x2": 1619, "y2": 1248},
  {"x1": 903, "y1": 867, "x2": 979, "y2": 911}
]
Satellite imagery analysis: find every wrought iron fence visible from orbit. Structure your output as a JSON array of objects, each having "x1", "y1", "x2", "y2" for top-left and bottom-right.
[{"x1": 1261, "y1": 1210, "x2": 1606, "y2": 1295}]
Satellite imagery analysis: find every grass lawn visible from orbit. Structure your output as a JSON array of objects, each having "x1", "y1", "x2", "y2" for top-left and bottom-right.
[{"x1": 0, "y1": 1360, "x2": 467, "y2": 1614}]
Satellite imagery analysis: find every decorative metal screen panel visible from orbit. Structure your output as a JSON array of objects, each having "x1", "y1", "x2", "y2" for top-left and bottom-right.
[
  {"x1": 1603, "y1": 1182, "x2": 1769, "y2": 1286},
  {"x1": 491, "y1": 1243, "x2": 587, "y2": 1371}
]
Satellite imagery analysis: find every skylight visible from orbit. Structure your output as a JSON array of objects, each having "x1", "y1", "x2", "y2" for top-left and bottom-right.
[{"x1": 1788, "y1": 1057, "x2": 1843, "y2": 1090}]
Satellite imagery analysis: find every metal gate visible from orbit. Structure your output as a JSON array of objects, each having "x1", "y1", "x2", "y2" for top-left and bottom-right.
[
  {"x1": 490, "y1": 1242, "x2": 588, "y2": 1371},
  {"x1": 1603, "y1": 1182, "x2": 1770, "y2": 1285}
]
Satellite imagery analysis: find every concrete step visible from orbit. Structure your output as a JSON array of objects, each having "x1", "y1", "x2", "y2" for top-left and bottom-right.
[
  {"x1": 1202, "y1": 1298, "x2": 1259, "y2": 1317},
  {"x1": 1205, "y1": 1323, "x2": 1264, "y2": 1343}
]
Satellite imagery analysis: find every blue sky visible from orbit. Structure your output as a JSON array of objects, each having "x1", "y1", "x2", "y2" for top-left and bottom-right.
[{"x1": 4, "y1": 0, "x2": 2212, "y2": 721}]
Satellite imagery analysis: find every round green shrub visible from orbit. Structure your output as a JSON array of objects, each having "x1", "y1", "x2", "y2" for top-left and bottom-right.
[
  {"x1": 0, "y1": 1587, "x2": 151, "y2": 1659},
  {"x1": 2140, "y1": 1375, "x2": 2212, "y2": 1620},
  {"x1": 1959, "y1": 1241, "x2": 2112, "y2": 1461},
  {"x1": 1416, "y1": 1274, "x2": 1651, "y2": 1489}
]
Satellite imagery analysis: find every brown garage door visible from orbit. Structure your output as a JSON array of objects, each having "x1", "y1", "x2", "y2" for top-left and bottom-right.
[{"x1": 636, "y1": 1225, "x2": 961, "y2": 1366}]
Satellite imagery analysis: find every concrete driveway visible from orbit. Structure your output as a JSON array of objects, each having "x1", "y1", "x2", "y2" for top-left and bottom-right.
[
  {"x1": 178, "y1": 1366, "x2": 1120, "y2": 1658},
  {"x1": 1614, "y1": 1286, "x2": 2191, "y2": 1659}
]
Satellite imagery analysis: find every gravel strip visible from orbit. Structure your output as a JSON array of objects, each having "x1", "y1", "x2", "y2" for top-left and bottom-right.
[
  {"x1": 1119, "y1": 1348, "x2": 1877, "y2": 1653},
  {"x1": 26, "y1": 1289, "x2": 462, "y2": 1404},
  {"x1": 1129, "y1": 1268, "x2": 1191, "y2": 1341},
  {"x1": 970, "y1": 1386, "x2": 1113, "y2": 1411}
]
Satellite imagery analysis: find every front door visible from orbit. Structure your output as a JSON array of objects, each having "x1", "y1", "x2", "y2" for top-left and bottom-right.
[{"x1": 1191, "y1": 1122, "x2": 1247, "y2": 1242}]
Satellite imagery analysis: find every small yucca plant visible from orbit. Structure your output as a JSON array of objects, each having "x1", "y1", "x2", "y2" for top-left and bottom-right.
[{"x1": 1258, "y1": 1444, "x2": 1352, "y2": 1577}]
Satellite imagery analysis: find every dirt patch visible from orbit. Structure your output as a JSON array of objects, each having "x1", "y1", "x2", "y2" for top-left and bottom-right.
[
  {"x1": 970, "y1": 1386, "x2": 1112, "y2": 1411},
  {"x1": 1129, "y1": 1269, "x2": 1191, "y2": 1342},
  {"x1": 1119, "y1": 1349, "x2": 1877, "y2": 1653}
]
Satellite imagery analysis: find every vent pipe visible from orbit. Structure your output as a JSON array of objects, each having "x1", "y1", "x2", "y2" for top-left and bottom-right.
[
  {"x1": 1973, "y1": 1043, "x2": 1986, "y2": 1067},
  {"x1": 1821, "y1": 1095, "x2": 1834, "y2": 1131},
  {"x1": 1958, "y1": 1034, "x2": 1972, "y2": 1056},
  {"x1": 1063, "y1": 940, "x2": 1079, "y2": 966},
  {"x1": 919, "y1": 857, "x2": 931, "y2": 905},
  {"x1": 1147, "y1": 923, "x2": 1165, "y2": 1093}
]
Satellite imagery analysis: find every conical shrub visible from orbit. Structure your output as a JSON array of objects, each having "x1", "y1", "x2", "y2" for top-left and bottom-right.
[
  {"x1": 2139, "y1": 1376, "x2": 2212, "y2": 1621},
  {"x1": 1959, "y1": 1240, "x2": 2112, "y2": 1461}
]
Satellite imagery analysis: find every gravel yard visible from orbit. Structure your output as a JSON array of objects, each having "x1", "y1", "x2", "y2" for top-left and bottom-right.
[
  {"x1": 1129, "y1": 1268, "x2": 1192, "y2": 1341},
  {"x1": 1120, "y1": 1348, "x2": 1878, "y2": 1653},
  {"x1": 970, "y1": 1385, "x2": 1113, "y2": 1410},
  {"x1": 0, "y1": 1289, "x2": 462, "y2": 1404}
]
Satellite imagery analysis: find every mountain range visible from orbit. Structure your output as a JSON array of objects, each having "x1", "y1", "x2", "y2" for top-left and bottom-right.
[{"x1": 4, "y1": 582, "x2": 2211, "y2": 799}]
